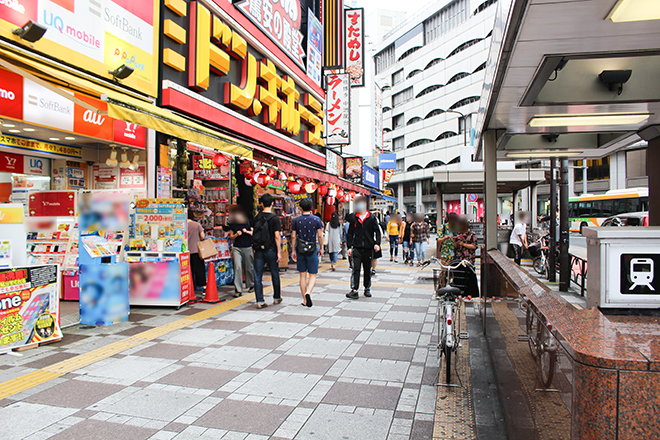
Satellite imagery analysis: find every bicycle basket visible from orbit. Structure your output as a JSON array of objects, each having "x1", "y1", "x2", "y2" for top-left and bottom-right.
[
  {"x1": 447, "y1": 260, "x2": 469, "y2": 293},
  {"x1": 432, "y1": 268, "x2": 446, "y2": 291},
  {"x1": 528, "y1": 242, "x2": 541, "y2": 258}
]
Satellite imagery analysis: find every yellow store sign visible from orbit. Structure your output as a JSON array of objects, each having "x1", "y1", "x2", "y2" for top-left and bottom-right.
[
  {"x1": 0, "y1": 206, "x2": 23, "y2": 224},
  {"x1": 0, "y1": 135, "x2": 82, "y2": 159}
]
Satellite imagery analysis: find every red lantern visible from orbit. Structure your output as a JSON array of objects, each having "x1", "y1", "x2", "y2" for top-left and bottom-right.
[
  {"x1": 213, "y1": 154, "x2": 228, "y2": 167},
  {"x1": 326, "y1": 196, "x2": 335, "y2": 205},
  {"x1": 318, "y1": 185, "x2": 328, "y2": 196},
  {"x1": 337, "y1": 189, "x2": 345, "y2": 199},
  {"x1": 288, "y1": 181, "x2": 302, "y2": 193},
  {"x1": 349, "y1": 190, "x2": 356, "y2": 198},
  {"x1": 328, "y1": 187, "x2": 337, "y2": 198},
  {"x1": 304, "y1": 182, "x2": 317, "y2": 193},
  {"x1": 266, "y1": 168, "x2": 277, "y2": 177},
  {"x1": 279, "y1": 172, "x2": 287, "y2": 181},
  {"x1": 250, "y1": 174, "x2": 258, "y2": 186},
  {"x1": 256, "y1": 173, "x2": 271, "y2": 186}
]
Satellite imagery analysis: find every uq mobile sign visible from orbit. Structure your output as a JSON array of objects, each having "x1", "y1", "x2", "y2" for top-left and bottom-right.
[
  {"x1": 161, "y1": 1, "x2": 324, "y2": 148},
  {"x1": 0, "y1": 0, "x2": 160, "y2": 97}
]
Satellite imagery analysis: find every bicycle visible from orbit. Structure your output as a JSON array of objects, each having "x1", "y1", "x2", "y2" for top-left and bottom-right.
[{"x1": 523, "y1": 300, "x2": 558, "y2": 388}]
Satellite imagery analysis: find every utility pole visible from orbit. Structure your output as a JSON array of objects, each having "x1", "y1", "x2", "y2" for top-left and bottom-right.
[
  {"x1": 549, "y1": 159, "x2": 557, "y2": 282},
  {"x1": 559, "y1": 159, "x2": 570, "y2": 292}
]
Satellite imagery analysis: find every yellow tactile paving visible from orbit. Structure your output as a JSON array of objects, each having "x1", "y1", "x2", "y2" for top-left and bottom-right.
[
  {"x1": 491, "y1": 301, "x2": 571, "y2": 440},
  {"x1": 433, "y1": 301, "x2": 477, "y2": 440}
]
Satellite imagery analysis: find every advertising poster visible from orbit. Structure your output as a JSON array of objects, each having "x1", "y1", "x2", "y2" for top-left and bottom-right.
[
  {"x1": 179, "y1": 252, "x2": 191, "y2": 302},
  {"x1": 325, "y1": 148, "x2": 344, "y2": 177},
  {"x1": 79, "y1": 263, "x2": 129, "y2": 326},
  {"x1": 119, "y1": 166, "x2": 146, "y2": 189},
  {"x1": 133, "y1": 198, "x2": 186, "y2": 252},
  {"x1": 345, "y1": 157, "x2": 363, "y2": 183},
  {"x1": 0, "y1": 1, "x2": 161, "y2": 97},
  {"x1": 129, "y1": 261, "x2": 182, "y2": 306},
  {"x1": 235, "y1": 0, "x2": 306, "y2": 68},
  {"x1": 307, "y1": 8, "x2": 323, "y2": 86},
  {"x1": 325, "y1": 73, "x2": 351, "y2": 145},
  {"x1": 0, "y1": 265, "x2": 62, "y2": 351},
  {"x1": 379, "y1": 153, "x2": 397, "y2": 169},
  {"x1": 28, "y1": 191, "x2": 76, "y2": 217},
  {"x1": 344, "y1": 8, "x2": 365, "y2": 87},
  {"x1": 92, "y1": 164, "x2": 119, "y2": 190},
  {"x1": 205, "y1": 259, "x2": 234, "y2": 288},
  {"x1": 383, "y1": 169, "x2": 394, "y2": 184},
  {"x1": 192, "y1": 155, "x2": 230, "y2": 180},
  {"x1": 362, "y1": 165, "x2": 379, "y2": 189}
]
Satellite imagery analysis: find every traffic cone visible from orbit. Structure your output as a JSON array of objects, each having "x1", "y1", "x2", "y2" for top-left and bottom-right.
[{"x1": 201, "y1": 262, "x2": 222, "y2": 303}]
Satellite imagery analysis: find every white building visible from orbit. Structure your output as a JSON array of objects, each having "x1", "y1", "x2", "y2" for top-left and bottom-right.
[{"x1": 373, "y1": 0, "x2": 499, "y2": 215}]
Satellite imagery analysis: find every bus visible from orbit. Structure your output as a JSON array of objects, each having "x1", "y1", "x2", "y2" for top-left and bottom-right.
[{"x1": 569, "y1": 188, "x2": 649, "y2": 233}]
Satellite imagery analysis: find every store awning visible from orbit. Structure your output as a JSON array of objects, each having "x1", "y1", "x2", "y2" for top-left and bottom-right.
[
  {"x1": 0, "y1": 46, "x2": 252, "y2": 158},
  {"x1": 370, "y1": 189, "x2": 396, "y2": 202},
  {"x1": 276, "y1": 159, "x2": 363, "y2": 193}
]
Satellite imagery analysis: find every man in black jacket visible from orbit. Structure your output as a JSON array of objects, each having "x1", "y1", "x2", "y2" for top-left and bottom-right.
[{"x1": 346, "y1": 196, "x2": 382, "y2": 299}]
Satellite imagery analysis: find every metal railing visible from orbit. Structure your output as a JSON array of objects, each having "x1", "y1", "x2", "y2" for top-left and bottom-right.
[{"x1": 570, "y1": 254, "x2": 587, "y2": 297}]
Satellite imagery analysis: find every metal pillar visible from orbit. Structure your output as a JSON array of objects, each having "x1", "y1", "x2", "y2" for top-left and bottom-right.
[
  {"x1": 484, "y1": 131, "x2": 498, "y2": 251},
  {"x1": 512, "y1": 190, "x2": 519, "y2": 215},
  {"x1": 549, "y1": 159, "x2": 557, "y2": 282},
  {"x1": 649, "y1": 138, "x2": 660, "y2": 226},
  {"x1": 436, "y1": 183, "x2": 443, "y2": 223},
  {"x1": 559, "y1": 159, "x2": 570, "y2": 292},
  {"x1": 530, "y1": 183, "x2": 538, "y2": 229}
]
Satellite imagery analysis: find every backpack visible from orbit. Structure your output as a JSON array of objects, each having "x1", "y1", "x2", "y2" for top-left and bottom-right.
[{"x1": 252, "y1": 213, "x2": 271, "y2": 250}]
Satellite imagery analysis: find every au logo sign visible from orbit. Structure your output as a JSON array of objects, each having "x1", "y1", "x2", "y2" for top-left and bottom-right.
[{"x1": 163, "y1": 1, "x2": 324, "y2": 147}]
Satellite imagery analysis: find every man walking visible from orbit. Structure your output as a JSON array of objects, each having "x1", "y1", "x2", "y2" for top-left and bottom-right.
[
  {"x1": 346, "y1": 196, "x2": 381, "y2": 299},
  {"x1": 252, "y1": 194, "x2": 282, "y2": 309},
  {"x1": 291, "y1": 199, "x2": 324, "y2": 307},
  {"x1": 411, "y1": 213, "x2": 430, "y2": 266},
  {"x1": 509, "y1": 211, "x2": 528, "y2": 265}
]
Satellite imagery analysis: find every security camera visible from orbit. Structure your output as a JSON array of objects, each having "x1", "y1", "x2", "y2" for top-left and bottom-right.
[
  {"x1": 599, "y1": 70, "x2": 632, "y2": 95},
  {"x1": 542, "y1": 134, "x2": 559, "y2": 143}
]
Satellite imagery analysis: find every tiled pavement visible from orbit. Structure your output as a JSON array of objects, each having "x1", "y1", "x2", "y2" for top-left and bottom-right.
[{"x1": 0, "y1": 252, "x2": 503, "y2": 440}]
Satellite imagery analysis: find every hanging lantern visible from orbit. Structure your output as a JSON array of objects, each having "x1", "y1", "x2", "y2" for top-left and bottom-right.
[
  {"x1": 328, "y1": 187, "x2": 337, "y2": 198},
  {"x1": 326, "y1": 196, "x2": 336, "y2": 205},
  {"x1": 337, "y1": 189, "x2": 345, "y2": 199},
  {"x1": 288, "y1": 180, "x2": 302, "y2": 193},
  {"x1": 244, "y1": 177, "x2": 253, "y2": 187},
  {"x1": 250, "y1": 174, "x2": 259, "y2": 186},
  {"x1": 266, "y1": 168, "x2": 277, "y2": 177},
  {"x1": 318, "y1": 185, "x2": 328, "y2": 196},
  {"x1": 213, "y1": 154, "x2": 228, "y2": 167},
  {"x1": 349, "y1": 190, "x2": 356, "y2": 198},
  {"x1": 304, "y1": 182, "x2": 317, "y2": 193},
  {"x1": 279, "y1": 172, "x2": 287, "y2": 181}
]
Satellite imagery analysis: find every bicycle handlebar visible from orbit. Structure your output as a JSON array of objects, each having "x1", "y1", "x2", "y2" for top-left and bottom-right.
[{"x1": 421, "y1": 257, "x2": 475, "y2": 271}]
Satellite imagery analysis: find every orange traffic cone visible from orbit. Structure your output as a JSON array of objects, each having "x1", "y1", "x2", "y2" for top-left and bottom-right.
[{"x1": 201, "y1": 262, "x2": 222, "y2": 303}]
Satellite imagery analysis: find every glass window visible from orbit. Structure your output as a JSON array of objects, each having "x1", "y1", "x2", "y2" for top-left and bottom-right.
[
  {"x1": 393, "y1": 114, "x2": 405, "y2": 129},
  {"x1": 392, "y1": 88, "x2": 413, "y2": 107},
  {"x1": 578, "y1": 202, "x2": 591, "y2": 217},
  {"x1": 392, "y1": 69, "x2": 404, "y2": 86},
  {"x1": 393, "y1": 136, "x2": 405, "y2": 151}
]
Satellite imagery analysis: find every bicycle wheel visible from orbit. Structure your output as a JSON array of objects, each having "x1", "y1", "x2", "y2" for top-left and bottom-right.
[
  {"x1": 437, "y1": 307, "x2": 444, "y2": 359},
  {"x1": 444, "y1": 345, "x2": 452, "y2": 383},
  {"x1": 533, "y1": 257, "x2": 544, "y2": 274},
  {"x1": 526, "y1": 308, "x2": 538, "y2": 359},
  {"x1": 540, "y1": 349, "x2": 557, "y2": 388}
]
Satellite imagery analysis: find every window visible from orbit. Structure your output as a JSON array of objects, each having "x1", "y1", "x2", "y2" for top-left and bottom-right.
[
  {"x1": 575, "y1": 158, "x2": 610, "y2": 181},
  {"x1": 447, "y1": 72, "x2": 470, "y2": 85},
  {"x1": 383, "y1": 127, "x2": 392, "y2": 133},
  {"x1": 449, "y1": 96, "x2": 479, "y2": 110},
  {"x1": 407, "y1": 165, "x2": 423, "y2": 172},
  {"x1": 393, "y1": 136, "x2": 405, "y2": 151},
  {"x1": 393, "y1": 114, "x2": 405, "y2": 129},
  {"x1": 423, "y1": 0, "x2": 469, "y2": 44},
  {"x1": 424, "y1": 58, "x2": 443, "y2": 70},
  {"x1": 425, "y1": 160, "x2": 445, "y2": 168},
  {"x1": 407, "y1": 69, "x2": 423, "y2": 79},
  {"x1": 382, "y1": 85, "x2": 391, "y2": 91},
  {"x1": 407, "y1": 139, "x2": 432, "y2": 149},
  {"x1": 398, "y1": 46, "x2": 422, "y2": 62},
  {"x1": 473, "y1": 62, "x2": 486, "y2": 74},
  {"x1": 421, "y1": 179, "x2": 436, "y2": 195},
  {"x1": 626, "y1": 149, "x2": 647, "y2": 179},
  {"x1": 403, "y1": 181, "x2": 416, "y2": 196},
  {"x1": 382, "y1": 106, "x2": 392, "y2": 113},
  {"x1": 446, "y1": 39, "x2": 482, "y2": 59},
  {"x1": 407, "y1": 117, "x2": 423, "y2": 126},
  {"x1": 392, "y1": 69, "x2": 404, "y2": 86},
  {"x1": 416, "y1": 84, "x2": 443, "y2": 98},
  {"x1": 425, "y1": 109, "x2": 445, "y2": 119},
  {"x1": 396, "y1": 159, "x2": 405, "y2": 171},
  {"x1": 448, "y1": 156, "x2": 460, "y2": 164},
  {"x1": 436, "y1": 131, "x2": 458, "y2": 140},
  {"x1": 474, "y1": 0, "x2": 497, "y2": 15},
  {"x1": 392, "y1": 87, "x2": 414, "y2": 107},
  {"x1": 375, "y1": 44, "x2": 395, "y2": 74}
]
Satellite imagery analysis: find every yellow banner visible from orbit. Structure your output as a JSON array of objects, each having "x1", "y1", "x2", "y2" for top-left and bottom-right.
[
  {"x1": 0, "y1": 135, "x2": 82, "y2": 159},
  {"x1": 0, "y1": 206, "x2": 24, "y2": 224}
]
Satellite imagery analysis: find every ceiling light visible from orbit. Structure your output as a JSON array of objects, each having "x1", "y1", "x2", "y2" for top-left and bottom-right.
[
  {"x1": 2, "y1": 124, "x2": 15, "y2": 128},
  {"x1": 106, "y1": 148, "x2": 118, "y2": 167},
  {"x1": 109, "y1": 64, "x2": 134, "y2": 81},
  {"x1": 8, "y1": 129, "x2": 20, "y2": 133},
  {"x1": 506, "y1": 151, "x2": 584, "y2": 158},
  {"x1": 65, "y1": 137, "x2": 75, "y2": 140},
  {"x1": 528, "y1": 112, "x2": 650, "y2": 127},
  {"x1": 599, "y1": 70, "x2": 632, "y2": 95},
  {"x1": 129, "y1": 153, "x2": 140, "y2": 171},
  {"x1": 12, "y1": 21, "x2": 47, "y2": 42},
  {"x1": 607, "y1": 0, "x2": 660, "y2": 23},
  {"x1": 119, "y1": 148, "x2": 131, "y2": 168},
  {"x1": 23, "y1": 128, "x2": 35, "y2": 131},
  {"x1": 49, "y1": 137, "x2": 60, "y2": 141}
]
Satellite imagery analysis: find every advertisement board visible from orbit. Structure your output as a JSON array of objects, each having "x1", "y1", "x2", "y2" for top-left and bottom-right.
[
  {"x1": 345, "y1": 156, "x2": 362, "y2": 183},
  {"x1": 325, "y1": 73, "x2": 350, "y2": 145},
  {"x1": 0, "y1": 265, "x2": 62, "y2": 351},
  {"x1": 0, "y1": 134, "x2": 81, "y2": 159},
  {"x1": 344, "y1": 8, "x2": 364, "y2": 87},
  {"x1": 307, "y1": 8, "x2": 323, "y2": 86},
  {"x1": 379, "y1": 153, "x2": 396, "y2": 169},
  {"x1": 79, "y1": 263, "x2": 129, "y2": 326},
  {"x1": 362, "y1": 165, "x2": 379, "y2": 189},
  {"x1": 0, "y1": 0, "x2": 161, "y2": 97},
  {"x1": 28, "y1": 191, "x2": 76, "y2": 217},
  {"x1": 192, "y1": 155, "x2": 230, "y2": 180},
  {"x1": 325, "y1": 148, "x2": 344, "y2": 177},
  {"x1": 129, "y1": 261, "x2": 182, "y2": 306}
]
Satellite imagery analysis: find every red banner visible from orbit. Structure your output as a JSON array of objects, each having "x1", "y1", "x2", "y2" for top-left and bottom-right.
[{"x1": 28, "y1": 191, "x2": 76, "y2": 217}]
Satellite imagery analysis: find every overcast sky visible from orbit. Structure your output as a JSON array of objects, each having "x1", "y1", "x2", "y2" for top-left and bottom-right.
[{"x1": 353, "y1": 0, "x2": 433, "y2": 17}]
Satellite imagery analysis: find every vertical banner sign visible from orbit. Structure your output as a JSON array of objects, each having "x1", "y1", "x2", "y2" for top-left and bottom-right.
[
  {"x1": 234, "y1": 0, "x2": 305, "y2": 68},
  {"x1": 344, "y1": 8, "x2": 365, "y2": 87},
  {"x1": 307, "y1": 9, "x2": 323, "y2": 86},
  {"x1": 345, "y1": 157, "x2": 363, "y2": 184},
  {"x1": 325, "y1": 73, "x2": 351, "y2": 145},
  {"x1": 374, "y1": 84, "x2": 383, "y2": 149},
  {"x1": 383, "y1": 169, "x2": 394, "y2": 184},
  {"x1": 323, "y1": 0, "x2": 344, "y2": 69}
]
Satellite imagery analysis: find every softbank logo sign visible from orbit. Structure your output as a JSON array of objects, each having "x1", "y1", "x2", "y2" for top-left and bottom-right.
[{"x1": 23, "y1": 79, "x2": 74, "y2": 131}]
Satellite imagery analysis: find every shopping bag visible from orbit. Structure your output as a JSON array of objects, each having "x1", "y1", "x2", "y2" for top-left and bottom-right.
[{"x1": 198, "y1": 239, "x2": 218, "y2": 260}]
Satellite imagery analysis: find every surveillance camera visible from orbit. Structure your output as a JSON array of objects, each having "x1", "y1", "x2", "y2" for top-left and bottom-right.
[{"x1": 599, "y1": 70, "x2": 632, "y2": 95}]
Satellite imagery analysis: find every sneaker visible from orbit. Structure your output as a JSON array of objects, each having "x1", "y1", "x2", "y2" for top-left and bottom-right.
[
  {"x1": 371, "y1": 269, "x2": 376, "y2": 276},
  {"x1": 346, "y1": 290, "x2": 359, "y2": 299},
  {"x1": 390, "y1": 256, "x2": 393, "y2": 261},
  {"x1": 363, "y1": 289, "x2": 372, "y2": 298}
]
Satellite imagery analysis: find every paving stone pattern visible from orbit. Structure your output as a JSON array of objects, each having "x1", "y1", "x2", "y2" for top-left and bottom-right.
[{"x1": 0, "y1": 258, "x2": 472, "y2": 440}]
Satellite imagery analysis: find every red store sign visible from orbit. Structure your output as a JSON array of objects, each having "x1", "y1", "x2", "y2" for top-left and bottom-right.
[
  {"x1": 28, "y1": 191, "x2": 76, "y2": 217},
  {"x1": 344, "y1": 8, "x2": 365, "y2": 87}
]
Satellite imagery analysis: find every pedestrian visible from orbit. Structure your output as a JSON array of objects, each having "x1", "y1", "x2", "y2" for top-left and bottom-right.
[
  {"x1": 509, "y1": 211, "x2": 528, "y2": 265},
  {"x1": 187, "y1": 211, "x2": 207, "y2": 295},
  {"x1": 225, "y1": 205, "x2": 254, "y2": 298},
  {"x1": 387, "y1": 213, "x2": 401, "y2": 263},
  {"x1": 346, "y1": 196, "x2": 381, "y2": 299},
  {"x1": 400, "y1": 213, "x2": 415, "y2": 266},
  {"x1": 454, "y1": 217, "x2": 479, "y2": 299},
  {"x1": 340, "y1": 215, "x2": 348, "y2": 260},
  {"x1": 437, "y1": 212, "x2": 458, "y2": 284},
  {"x1": 252, "y1": 193, "x2": 282, "y2": 309},
  {"x1": 325, "y1": 212, "x2": 343, "y2": 271},
  {"x1": 344, "y1": 214, "x2": 352, "y2": 268},
  {"x1": 411, "y1": 213, "x2": 430, "y2": 266},
  {"x1": 291, "y1": 198, "x2": 324, "y2": 307},
  {"x1": 372, "y1": 221, "x2": 383, "y2": 275}
]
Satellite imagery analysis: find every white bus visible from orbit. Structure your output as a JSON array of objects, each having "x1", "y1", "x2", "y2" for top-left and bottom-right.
[{"x1": 569, "y1": 188, "x2": 649, "y2": 233}]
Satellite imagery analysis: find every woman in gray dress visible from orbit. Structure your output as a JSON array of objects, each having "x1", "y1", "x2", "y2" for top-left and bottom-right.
[{"x1": 325, "y1": 212, "x2": 343, "y2": 271}]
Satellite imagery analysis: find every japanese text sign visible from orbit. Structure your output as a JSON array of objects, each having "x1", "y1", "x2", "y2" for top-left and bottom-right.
[
  {"x1": 306, "y1": 8, "x2": 323, "y2": 86},
  {"x1": 344, "y1": 8, "x2": 364, "y2": 87},
  {"x1": 345, "y1": 157, "x2": 362, "y2": 183},
  {"x1": 325, "y1": 73, "x2": 350, "y2": 145}
]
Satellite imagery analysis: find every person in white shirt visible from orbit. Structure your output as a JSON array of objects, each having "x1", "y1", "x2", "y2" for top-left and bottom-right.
[{"x1": 509, "y1": 211, "x2": 528, "y2": 265}]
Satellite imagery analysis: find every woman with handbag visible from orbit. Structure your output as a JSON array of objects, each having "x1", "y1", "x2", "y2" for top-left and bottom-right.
[
  {"x1": 187, "y1": 211, "x2": 207, "y2": 294},
  {"x1": 325, "y1": 212, "x2": 343, "y2": 271}
]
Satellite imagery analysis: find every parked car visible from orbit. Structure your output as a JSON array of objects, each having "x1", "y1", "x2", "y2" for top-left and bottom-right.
[{"x1": 601, "y1": 211, "x2": 649, "y2": 227}]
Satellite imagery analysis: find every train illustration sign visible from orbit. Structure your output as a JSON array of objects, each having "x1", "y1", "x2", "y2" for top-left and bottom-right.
[{"x1": 621, "y1": 253, "x2": 658, "y2": 294}]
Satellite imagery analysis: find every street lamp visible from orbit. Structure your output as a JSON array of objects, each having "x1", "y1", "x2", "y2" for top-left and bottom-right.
[{"x1": 443, "y1": 109, "x2": 476, "y2": 147}]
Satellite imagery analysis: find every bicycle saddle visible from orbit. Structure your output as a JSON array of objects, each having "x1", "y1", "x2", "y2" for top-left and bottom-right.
[{"x1": 437, "y1": 286, "x2": 461, "y2": 301}]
